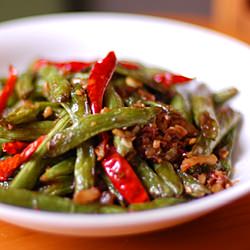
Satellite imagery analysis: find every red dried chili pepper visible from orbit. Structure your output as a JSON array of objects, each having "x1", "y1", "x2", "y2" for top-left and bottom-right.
[
  {"x1": 102, "y1": 150, "x2": 149, "y2": 204},
  {"x1": 2, "y1": 141, "x2": 29, "y2": 155},
  {"x1": 87, "y1": 51, "x2": 117, "y2": 157},
  {"x1": 0, "y1": 154, "x2": 23, "y2": 181},
  {"x1": 86, "y1": 52, "x2": 149, "y2": 203},
  {"x1": 87, "y1": 51, "x2": 117, "y2": 114},
  {"x1": 118, "y1": 61, "x2": 141, "y2": 70},
  {"x1": 153, "y1": 72, "x2": 192, "y2": 88},
  {"x1": 0, "y1": 135, "x2": 45, "y2": 181},
  {"x1": 0, "y1": 65, "x2": 18, "y2": 114},
  {"x1": 33, "y1": 59, "x2": 93, "y2": 73},
  {"x1": 20, "y1": 135, "x2": 46, "y2": 160}
]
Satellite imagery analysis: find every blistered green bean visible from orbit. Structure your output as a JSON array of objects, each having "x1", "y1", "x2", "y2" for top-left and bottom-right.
[
  {"x1": 153, "y1": 161, "x2": 183, "y2": 196},
  {"x1": 48, "y1": 107, "x2": 159, "y2": 157},
  {"x1": 16, "y1": 72, "x2": 34, "y2": 99},
  {"x1": 40, "y1": 157, "x2": 75, "y2": 183}
]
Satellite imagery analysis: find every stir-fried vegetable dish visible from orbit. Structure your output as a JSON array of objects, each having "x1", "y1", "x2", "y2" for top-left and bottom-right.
[{"x1": 0, "y1": 51, "x2": 241, "y2": 213}]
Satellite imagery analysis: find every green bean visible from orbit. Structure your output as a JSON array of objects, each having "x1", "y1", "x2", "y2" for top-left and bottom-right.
[
  {"x1": 41, "y1": 175, "x2": 72, "y2": 184},
  {"x1": 111, "y1": 78, "x2": 129, "y2": 99},
  {"x1": 0, "y1": 187, "x2": 127, "y2": 213},
  {"x1": 5, "y1": 102, "x2": 40, "y2": 125},
  {"x1": 153, "y1": 161, "x2": 183, "y2": 196},
  {"x1": 16, "y1": 72, "x2": 34, "y2": 99},
  {"x1": 213, "y1": 87, "x2": 238, "y2": 105},
  {"x1": 102, "y1": 173, "x2": 126, "y2": 206},
  {"x1": 0, "y1": 188, "x2": 99, "y2": 213},
  {"x1": 32, "y1": 78, "x2": 46, "y2": 99},
  {"x1": 48, "y1": 107, "x2": 160, "y2": 157},
  {"x1": 99, "y1": 205, "x2": 127, "y2": 214},
  {"x1": 74, "y1": 141, "x2": 95, "y2": 192},
  {"x1": 135, "y1": 159, "x2": 173, "y2": 198},
  {"x1": 191, "y1": 84, "x2": 219, "y2": 139},
  {"x1": 116, "y1": 64, "x2": 173, "y2": 93},
  {"x1": 64, "y1": 85, "x2": 96, "y2": 193},
  {"x1": 39, "y1": 177, "x2": 74, "y2": 196},
  {"x1": 35, "y1": 101, "x2": 60, "y2": 109},
  {"x1": 11, "y1": 114, "x2": 70, "y2": 189},
  {"x1": 0, "y1": 121, "x2": 53, "y2": 141},
  {"x1": 217, "y1": 127, "x2": 238, "y2": 176},
  {"x1": 104, "y1": 84, "x2": 124, "y2": 109},
  {"x1": 104, "y1": 83, "x2": 132, "y2": 156},
  {"x1": 142, "y1": 100, "x2": 170, "y2": 112},
  {"x1": 68, "y1": 72, "x2": 89, "y2": 80},
  {"x1": 178, "y1": 172, "x2": 210, "y2": 198},
  {"x1": 129, "y1": 197, "x2": 186, "y2": 211},
  {"x1": 39, "y1": 66, "x2": 71, "y2": 103},
  {"x1": 70, "y1": 84, "x2": 90, "y2": 121},
  {"x1": 171, "y1": 92, "x2": 191, "y2": 121},
  {"x1": 7, "y1": 92, "x2": 18, "y2": 108},
  {"x1": 192, "y1": 107, "x2": 241, "y2": 156},
  {"x1": 40, "y1": 157, "x2": 75, "y2": 183}
]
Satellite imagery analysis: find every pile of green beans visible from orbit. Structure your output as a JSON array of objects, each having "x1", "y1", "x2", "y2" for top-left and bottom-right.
[{"x1": 0, "y1": 59, "x2": 241, "y2": 214}]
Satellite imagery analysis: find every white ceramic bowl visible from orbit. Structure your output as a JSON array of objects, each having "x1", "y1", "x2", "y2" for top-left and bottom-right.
[{"x1": 0, "y1": 13, "x2": 249, "y2": 237}]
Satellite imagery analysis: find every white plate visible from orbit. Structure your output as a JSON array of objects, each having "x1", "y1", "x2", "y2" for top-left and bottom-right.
[{"x1": 0, "y1": 13, "x2": 249, "y2": 237}]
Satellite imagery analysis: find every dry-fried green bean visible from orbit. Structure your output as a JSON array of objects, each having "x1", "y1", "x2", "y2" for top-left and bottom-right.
[
  {"x1": 74, "y1": 141, "x2": 95, "y2": 192},
  {"x1": 153, "y1": 161, "x2": 183, "y2": 196},
  {"x1": 170, "y1": 92, "x2": 191, "y2": 121},
  {"x1": 11, "y1": 114, "x2": 70, "y2": 189},
  {"x1": 0, "y1": 188, "x2": 99, "y2": 213},
  {"x1": 48, "y1": 107, "x2": 160, "y2": 157},
  {"x1": 104, "y1": 84, "x2": 124, "y2": 109},
  {"x1": 135, "y1": 159, "x2": 173, "y2": 198},
  {"x1": 16, "y1": 72, "x2": 34, "y2": 99},
  {"x1": 129, "y1": 197, "x2": 186, "y2": 211},
  {"x1": 213, "y1": 87, "x2": 238, "y2": 105},
  {"x1": 38, "y1": 66, "x2": 71, "y2": 103},
  {"x1": 39, "y1": 177, "x2": 74, "y2": 196},
  {"x1": 40, "y1": 157, "x2": 75, "y2": 183},
  {"x1": 192, "y1": 107, "x2": 241, "y2": 156},
  {"x1": 116, "y1": 64, "x2": 173, "y2": 93},
  {"x1": 178, "y1": 172, "x2": 210, "y2": 198},
  {"x1": 102, "y1": 173, "x2": 126, "y2": 206},
  {"x1": 191, "y1": 84, "x2": 219, "y2": 139},
  {"x1": 63, "y1": 84, "x2": 96, "y2": 193},
  {"x1": 0, "y1": 121, "x2": 54, "y2": 141},
  {"x1": 216, "y1": 127, "x2": 238, "y2": 176}
]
